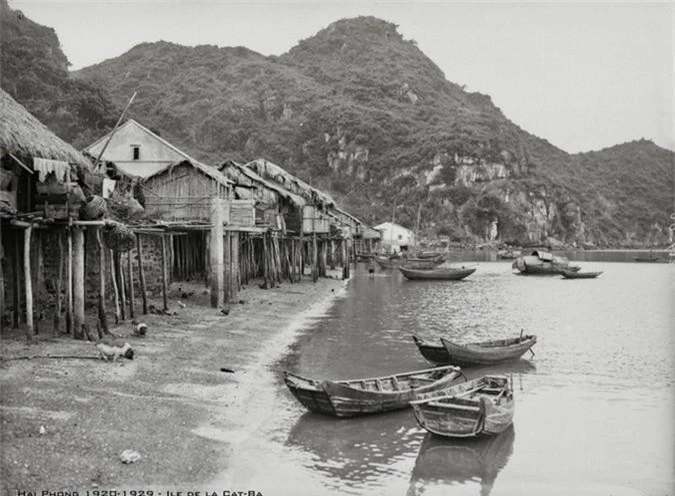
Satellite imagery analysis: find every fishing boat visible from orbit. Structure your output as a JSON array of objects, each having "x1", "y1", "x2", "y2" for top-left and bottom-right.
[
  {"x1": 282, "y1": 365, "x2": 463, "y2": 417},
  {"x1": 512, "y1": 250, "x2": 580, "y2": 275},
  {"x1": 633, "y1": 254, "x2": 668, "y2": 263},
  {"x1": 399, "y1": 266, "x2": 476, "y2": 281},
  {"x1": 440, "y1": 334, "x2": 537, "y2": 366},
  {"x1": 412, "y1": 375, "x2": 514, "y2": 438},
  {"x1": 561, "y1": 269, "x2": 603, "y2": 279}
]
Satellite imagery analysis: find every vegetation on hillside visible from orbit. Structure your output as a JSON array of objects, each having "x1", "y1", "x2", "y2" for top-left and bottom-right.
[{"x1": 2, "y1": 4, "x2": 672, "y2": 247}]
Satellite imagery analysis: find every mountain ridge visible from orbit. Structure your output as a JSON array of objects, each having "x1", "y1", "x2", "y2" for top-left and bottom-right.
[{"x1": 2, "y1": 6, "x2": 672, "y2": 247}]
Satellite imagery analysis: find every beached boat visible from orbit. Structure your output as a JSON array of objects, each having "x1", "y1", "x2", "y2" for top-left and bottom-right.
[
  {"x1": 561, "y1": 269, "x2": 603, "y2": 279},
  {"x1": 413, "y1": 334, "x2": 536, "y2": 366},
  {"x1": 283, "y1": 365, "x2": 463, "y2": 417},
  {"x1": 412, "y1": 375, "x2": 514, "y2": 438},
  {"x1": 512, "y1": 250, "x2": 580, "y2": 275},
  {"x1": 399, "y1": 266, "x2": 476, "y2": 281}
]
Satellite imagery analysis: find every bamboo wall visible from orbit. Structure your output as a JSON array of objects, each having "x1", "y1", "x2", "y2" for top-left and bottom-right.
[{"x1": 143, "y1": 163, "x2": 230, "y2": 222}]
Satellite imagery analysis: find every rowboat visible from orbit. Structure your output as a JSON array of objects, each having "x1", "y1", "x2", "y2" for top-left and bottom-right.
[
  {"x1": 561, "y1": 270, "x2": 603, "y2": 279},
  {"x1": 440, "y1": 335, "x2": 537, "y2": 366},
  {"x1": 412, "y1": 334, "x2": 536, "y2": 367},
  {"x1": 633, "y1": 255, "x2": 668, "y2": 263},
  {"x1": 399, "y1": 266, "x2": 476, "y2": 281},
  {"x1": 412, "y1": 375, "x2": 514, "y2": 438},
  {"x1": 283, "y1": 365, "x2": 463, "y2": 417}
]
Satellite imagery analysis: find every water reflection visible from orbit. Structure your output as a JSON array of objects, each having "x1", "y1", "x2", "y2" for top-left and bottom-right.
[
  {"x1": 286, "y1": 409, "x2": 421, "y2": 490},
  {"x1": 408, "y1": 426, "x2": 515, "y2": 496}
]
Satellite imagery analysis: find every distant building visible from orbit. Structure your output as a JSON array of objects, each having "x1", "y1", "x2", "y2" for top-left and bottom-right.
[
  {"x1": 373, "y1": 222, "x2": 415, "y2": 252},
  {"x1": 84, "y1": 119, "x2": 195, "y2": 178}
]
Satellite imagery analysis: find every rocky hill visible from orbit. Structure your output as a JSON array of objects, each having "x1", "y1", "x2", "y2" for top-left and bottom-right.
[{"x1": 2, "y1": 3, "x2": 672, "y2": 247}]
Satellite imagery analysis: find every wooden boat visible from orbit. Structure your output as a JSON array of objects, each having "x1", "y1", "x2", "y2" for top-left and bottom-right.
[
  {"x1": 375, "y1": 255, "x2": 445, "y2": 270},
  {"x1": 633, "y1": 255, "x2": 668, "y2": 263},
  {"x1": 440, "y1": 334, "x2": 537, "y2": 366},
  {"x1": 497, "y1": 249, "x2": 521, "y2": 260},
  {"x1": 412, "y1": 376, "x2": 514, "y2": 438},
  {"x1": 561, "y1": 269, "x2": 603, "y2": 279},
  {"x1": 512, "y1": 250, "x2": 580, "y2": 275},
  {"x1": 413, "y1": 334, "x2": 536, "y2": 366},
  {"x1": 283, "y1": 365, "x2": 463, "y2": 417},
  {"x1": 399, "y1": 266, "x2": 476, "y2": 281}
]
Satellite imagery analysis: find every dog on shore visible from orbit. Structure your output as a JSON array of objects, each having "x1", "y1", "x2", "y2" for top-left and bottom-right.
[
  {"x1": 131, "y1": 320, "x2": 147, "y2": 336},
  {"x1": 95, "y1": 339, "x2": 134, "y2": 361}
]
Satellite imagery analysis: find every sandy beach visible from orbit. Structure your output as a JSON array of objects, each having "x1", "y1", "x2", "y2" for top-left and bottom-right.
[{"x1": 0, "y1": 274, "x2": 348, "y2": 494}]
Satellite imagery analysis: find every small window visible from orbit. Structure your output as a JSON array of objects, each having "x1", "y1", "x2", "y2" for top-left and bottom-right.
[{"x1": 132, "y1": 146, "x2": 140, "y2": 160}]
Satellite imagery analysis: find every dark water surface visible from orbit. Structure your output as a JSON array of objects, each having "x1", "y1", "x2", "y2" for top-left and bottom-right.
[{"x1": 222, "y1": 262, "x2": 674, "y2": 496}]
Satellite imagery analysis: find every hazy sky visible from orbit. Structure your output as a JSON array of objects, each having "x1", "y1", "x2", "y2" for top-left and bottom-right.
[{"x1": 7, "y1": 0, "x2": 674, "y2": 153}]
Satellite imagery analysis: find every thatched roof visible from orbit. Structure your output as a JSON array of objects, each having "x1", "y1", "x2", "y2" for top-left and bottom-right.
[
  {"x1": 143, "y1": 159, "x2": 233, "y2": 188},
  {"x1": 219, "y1": 159, "x2": 305, "y2": 208},
  {"x1": 245, "y1": 158, "x2": 335, "y2": 207},
  {"x1": 0, "y1": 89, "x2": 91, "y2": 168}
]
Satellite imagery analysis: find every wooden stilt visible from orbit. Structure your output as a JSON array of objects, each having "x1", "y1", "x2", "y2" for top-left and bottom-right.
[
  {"x1": 34, "y1": 230, "x2": 42, "y2": 334},
  {"x1": 53, "y1": 231, "x2": 63, "y2": 336},
  {"x1": 127, "y1": 249, "x2": 135, "y2": 319},
  {"x1": 23, "y1": 225, "x2": 33, "y2": 342},
  {"x1": 136, "y1": 235, "x2": 148, "y2": 314},
  {"x1": 13, "y1": 232, "x2": 20, "y2": 328},
  {"x1": 109, "y1": 249, "x2": 120, "y2": 325},
  {"x1": 223, "y1": 231, "x2": 231, "y2": 303},
  {"x1": 116, "y1": 251, "x2": 126, "y2": 321},
  {"x1": 72, "y1": 227, "x2": 85, "y2": 340},
  {"x1": 210, "y1": 198, "x2": 224, "y2": 307},
  {"x1": 97, "y1": 228, "x2": 109, "y2": 336},
  {"x1": 161, "y1": 235, "x2": 169, "y2": 311},
  {"x1": 66, "y1": 227, "x2": 73, "y2": 334}
]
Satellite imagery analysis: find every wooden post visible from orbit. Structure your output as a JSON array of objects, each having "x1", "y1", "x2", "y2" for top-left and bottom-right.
[
  {"x1": 13, "y1": 232, "x2": 20, "y2": 328},
  {"x1": 210, "y1": 198, "x2": 224, "y2": 308},
  {"x1": 109, "y1": 249, "x2": 120, "y2": 324},
  {"x1": 34, "y1": 230, "x2": 42, "y2": 334},
  {"x1": 230, "y1": 231, "x2": 239, "y2": 301},
  {"x1": 342, "y1": 239, "x2": 348, "y2": 280},
  {"x1": 127, "y1": 249, "x2": 135, "y2": 319},
  {"x1": 223, "y1": 230, "x2": 231, "y2": 303},
  {"x1": 53, "y1": 231, "x2": 63, "y2": 336},
  {"x1": 66, "y1": 226, "x2": 73, "y2": 334},
  {"x1": 23, "y1": 225, "x2": 33, "y2": 342},
  {"x1": 116, "y1": 252, "x2": 126, "y2": 321},
  {"x1": 161, "y1": 235, "x2": 169, "y2": 311},
  {"x1": 136, "y1": 235, "x2": 148, "y2": 314},
  {"x1": 72, "y1": 227, "x2": 85, "y2": 340},
  {"x1": 97, "y1": 228, "x2": 109, "y2": 335}
]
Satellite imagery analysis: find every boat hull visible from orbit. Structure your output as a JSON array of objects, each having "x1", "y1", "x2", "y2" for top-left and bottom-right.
[
  {"x1": 562, "y1": 270, "x2": 602, "y2": 279},
  {"x1": 399, "y1": 267, "x2": 476, "y2": 280},
  {"x1": 440, "y1": 335, "x2": 537, "y2": 366},
  {"x1": 412, "y1": 376, "x2": 514, "y2": 438},
  {"x1": 283, "y1": 365, "x2": 463, "y2": 417},
  {"x1": 413, "y1": 335, "x2": 537, "y2": 366}
]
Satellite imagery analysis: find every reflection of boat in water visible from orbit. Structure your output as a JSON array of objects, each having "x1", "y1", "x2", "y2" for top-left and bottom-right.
[
  {"x1": 408, "y1": 425, "x2": 515, "y2": 496},
  {"x1": 561, "y1": 269, "x2": 603, "y2": 279},
  {"x1": 286, "y1": 409, "x2": 421, "y2": 486}
]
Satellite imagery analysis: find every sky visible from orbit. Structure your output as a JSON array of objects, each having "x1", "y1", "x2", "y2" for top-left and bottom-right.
[{"x1": 7, "y1": 0, "x2": 675, "y2": 154}]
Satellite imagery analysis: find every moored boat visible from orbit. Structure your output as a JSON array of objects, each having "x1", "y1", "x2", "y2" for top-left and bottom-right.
[
  {"x1": 399, "y1": 266, "x2": 476, "y2": 281},
  {"x1": 376, "y1": 254, "x2": 446, "y2": 270},
  {"x1": 561, "y1": 269, "x2": 603, "y2": 279},
  {"x1": 413, "y1": 334, "x2": 536, "y2": 366},
  {"x1": 283, "y1": 365, "x2": 463, "y2": 417},
  {"x1": 412, "y1": 375, "x2": 514, "y2": 438},
  {"x1": 512, "y1": 250, "x2": 580, "y2": 275}
]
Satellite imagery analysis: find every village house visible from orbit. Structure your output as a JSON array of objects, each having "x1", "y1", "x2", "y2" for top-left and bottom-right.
[
  {"x1": 84, "y1": 119, "x2": 196, "y2": 178},
  {"x1": 373, "y1": 221, "x2": 415, "y2": 253}
]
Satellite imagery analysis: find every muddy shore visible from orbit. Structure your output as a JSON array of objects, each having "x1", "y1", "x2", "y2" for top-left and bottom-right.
[{"x1": 0, "y1": 274, "x2": 348, "y2": 494}]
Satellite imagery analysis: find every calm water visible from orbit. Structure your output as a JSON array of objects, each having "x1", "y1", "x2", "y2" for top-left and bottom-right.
[{"x1": 220, "y1": 262, "x2": 674, "y2": 496}]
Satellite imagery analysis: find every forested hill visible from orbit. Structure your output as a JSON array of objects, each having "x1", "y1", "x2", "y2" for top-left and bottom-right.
[
  {"x1": 2, "y1": 2, "x2": 672, "y2": 247},
  {"x1": 0, "y1": 0, "x2": 120, "y2": 147}
]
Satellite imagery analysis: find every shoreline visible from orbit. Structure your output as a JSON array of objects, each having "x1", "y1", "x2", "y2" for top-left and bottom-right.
[{"x1": 0, "y1": 273, "x2": 349, "y2": 493}]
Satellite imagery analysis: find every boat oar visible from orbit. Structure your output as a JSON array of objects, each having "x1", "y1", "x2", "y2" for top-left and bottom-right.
[{"x1": 529, "y1": 346, "x2": 536, "y2": 357}]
